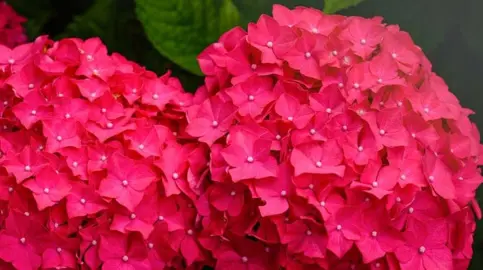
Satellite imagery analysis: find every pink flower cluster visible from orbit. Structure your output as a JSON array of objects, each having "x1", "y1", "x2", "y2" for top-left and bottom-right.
[
  {"x1": 0, "y1": 36, "x2": 196, "y2": 269},
  {"x1": 0, "y1": 3, "x2": 482, "y2": 270},
  {"x1": 189, "y1": 4, "x2": 483, "y2": 270},
  {"x1": 0, "y1": 1, "x2": 27, "y2": 48}
]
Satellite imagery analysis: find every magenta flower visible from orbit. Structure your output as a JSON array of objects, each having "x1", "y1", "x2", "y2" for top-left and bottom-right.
[
  {"x1": 98, "y1": 153, "x2": 155, "y2": 211},
  {"x1": 0, "y1": 210, "x2": 46, "y2": 270},
  {"x1": 98, "y1": 232, "x2": 151, "y2": 270},
  {"x1": 395, "y1": 219, "x2": 452, "y2": 270}
]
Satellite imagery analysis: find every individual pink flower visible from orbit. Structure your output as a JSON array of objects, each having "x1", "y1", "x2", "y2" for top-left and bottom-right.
[
  {"x1": 380, "y1": 32, "x2": 420, "y2": 74},
  {"x1": 41, "y1": 234, "x2": 79, "y2": 269},
  {"x1": 6, "y1": 62, "x2": 46, "y2": 98},
  {"x1": 290, "y1": 112, "x2": 328, "y2": 146},
  {"x1": 422, "y1": 152, "x2": 455, "y2": 199},
  {"x1": 0, "y1": 43, "x2": 31, "y2": 68},
  {"x1": 344, "y1": 63, "x2": 373, "y2": 102},
  {"x1": 340, "y1": 17, "x2": 385, "y2": 59},
  {"x1": 186, "y1": 95, "x2": 237, "y2": 145},
  {"x1": 23, "y1": 167, "x2": 72, "y2": 210},
  {"x1": 367, "y1": 108, "x2": 409, "y2": 148},
  {"x1": 74, "y1": 37, "x2": 107, "y2": 61},
  {"x1": 342, "y1": 126, "x2": 378, "y2": 166},
  {"x1": 247, "y1": 14, "x2": 297, "y2": 64},
  {"x1": 272, "y1": 4, "x2": 303, "y2": 28},
  {"x1": 0, "y1": 210, "x2": 47, "y2": 270},
  {"x1": 110, "y1": 193, "x2": 157, "y2": 239},
  {"x1": 225, "y1": 40, "x2": 282, "y2": 84},
  {"x1": 74, "y1": 77, "x2": 109, "y2": 102},
  {"x1": 395, "y1": 218, "x2": 452, "y2": 270},
  {"x1": 274, "y1": 93, "x2": 314, "y2": 129},
  {"x1": 367, "y1": 52, "x2": 406, "y2": 91},
  {"x1": 76, "y1": 54, "x2": 115, "y2": 81},
  {"x1": 325, "y1": 206, "x2": 362, "y2": 258},
  {"x1": 47, "y1": 39, "x2": 80, "y2": 67},
  {"x1": 208, "y1": 182, "x2": 245, "y2": 216},
  {"x1": 86, "y1": 141, "x2": 123, "y2": 173},
  {"x1": 296, "y1": 179, "x2": 345, "y2": 221},
  {"x1": 355, "y1": 205, "x2": 404, "y2": 263},
  {"x1": 309, "y1": 84, "x2": 347, "y2": 116},
  {"x1": 98, "y1": 153, "x2": 155, "y2": 211},
  {"x1": 88, "y1": 93, "x2": 127, "y2": 123},
  {"x1": 124, "y1": 120, "x2": 172, "y2": 158},
  {"x1": 325, "y1": 110, "x2": 364, "y2": 140},
  {"x1": 226, "y1": 76, "x2": 275, "y2": 118},
  {"x1": 36, "y1": 54, "x2": 68, "y2": 75},
  {"x1": 316, "y1": 31, "x2": 350, "y2": 67},
  {"x1": 282, "y1": 30, "x2": 326, "y2": 79},
  {"x1": 12, "y1": 90, "x2": 51, "y2": 129},
  {"x1": 98, "y1": 232, "x2": 151, "y2": 270},
  {"x1": 390, "y1": 191, "x2": 446, "y2": 230},
  {"x1": 110, "y1": 73, "x2": 144, "y2": 104},
  {"x1": 52, "y1": 97, "x2": 90, "y2": 124},
  {"x1": 141, "y1": 77, "x2": 180, "y2": 110},
  {"x1": 290, "y1": 140, "x2": 345, "y2": 177},
  {"x1": 221, "y1": 128, "x2": 278, "y2": 181},
  {"x1": 351, "y1": 159, "x2": 399, "y2": 199},
  {"x1": 66, "y1": 182, "x2": 108, "y2": 218},
  {"x1": 386, "y1": 144, "x2": 426, "y2": 188},
  {"x1": 3, "y1": 145, "x2": 48, "y2": 183},
  {"x1": 42, "y1": 119, "x2": 82, "y2": 153},
  {"x1": 280, "y1": 219, "x2": 328, "y2": 259},
  {"x1": 59, "y1": 147, "x2": 89, "y2": 180},
  {"x1": 85, "y1": 111, "x2": 136, "y2": 143}
]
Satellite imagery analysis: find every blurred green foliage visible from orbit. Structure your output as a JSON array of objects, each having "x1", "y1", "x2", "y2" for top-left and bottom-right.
[{"x1": 6, "y1": 0, "x2": 483, "y2": 268}]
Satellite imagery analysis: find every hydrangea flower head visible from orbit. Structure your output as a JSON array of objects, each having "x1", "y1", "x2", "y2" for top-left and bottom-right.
[
  {"x1": 186, "y1": 4, "x2": 483, "y2": 269},
  {"x1": 0, "y1": 36, "x2": 195, "y2": 268}
]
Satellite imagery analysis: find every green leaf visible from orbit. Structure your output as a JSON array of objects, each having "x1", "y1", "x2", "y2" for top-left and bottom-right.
[
  {"x1": 219, "y1": 0, "x2": 241, "y2": 32},
  {"x1": 6, "y1": 0, "x2": 53, "y2": 38},
  {"x1": 135, "y1": 0, "x2": 241, "y2": 75},
  {"x1": 324, "y1": 0, "x2": 364, "y2": 14}
]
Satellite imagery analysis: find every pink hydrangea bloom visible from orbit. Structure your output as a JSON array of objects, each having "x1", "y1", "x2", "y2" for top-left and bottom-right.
[
  {"x1": 185, "y1": 4, "x2": 483, "y2": 269},
  {"x1": 0, "y1": 36, "x2": 195, "y2": 269}
]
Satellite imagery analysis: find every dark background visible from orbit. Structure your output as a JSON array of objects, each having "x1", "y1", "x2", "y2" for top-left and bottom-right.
[{"x1": 7, "y1": 0, "x2": 483, "y2": 267}]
